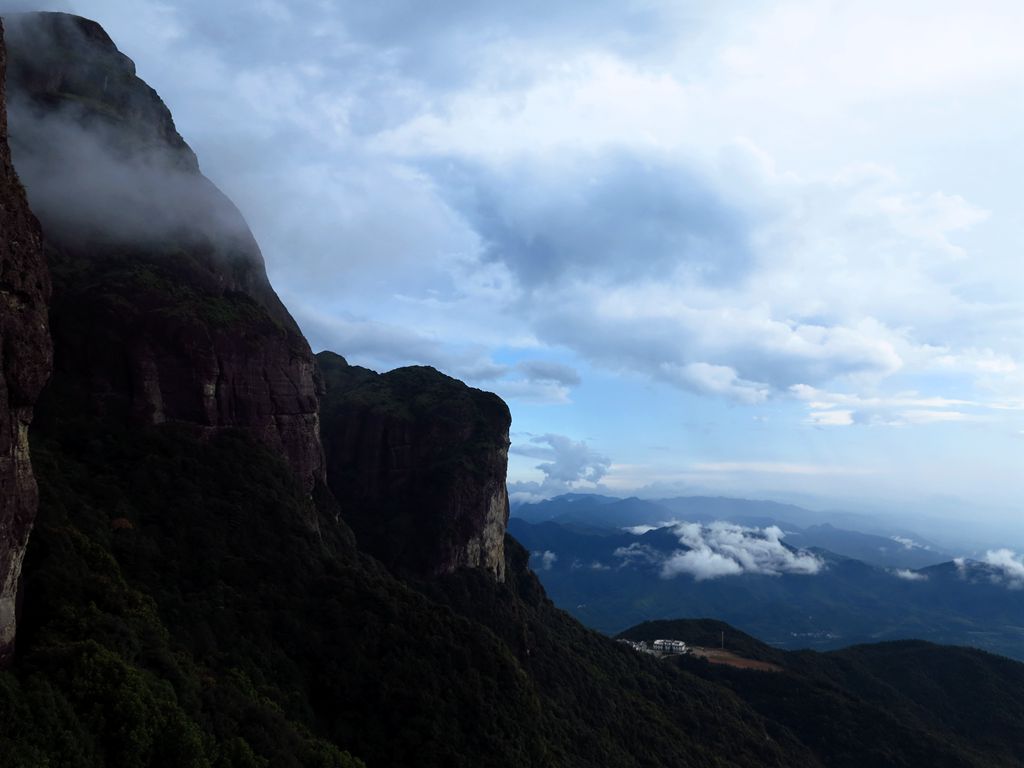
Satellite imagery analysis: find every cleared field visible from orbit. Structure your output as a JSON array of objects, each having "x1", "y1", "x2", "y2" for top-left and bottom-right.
[{"x1": 691, "y1": 647, "x2": 783, "y2": 673}]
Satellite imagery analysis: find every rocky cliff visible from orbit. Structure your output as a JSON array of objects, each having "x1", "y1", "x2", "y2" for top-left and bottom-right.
[
  {"x1": 318, "y1": 352, "x2": 510, "y2": 581},
  {"x1": 1, "y1": 12, "x2": 324, "y2": 496},
  {"x1": 0, "y1": 19, "x2": 52, "y2": 667}
]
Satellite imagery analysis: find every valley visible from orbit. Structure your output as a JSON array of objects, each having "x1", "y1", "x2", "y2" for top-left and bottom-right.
[{"x1": 512, "y1": 496, "x2": 1024, "y2": 660}]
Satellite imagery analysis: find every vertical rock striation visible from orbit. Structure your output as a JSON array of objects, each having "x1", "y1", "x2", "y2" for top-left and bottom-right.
[
  {"x1": 318, "y1": 352, "x2": 510, "y2": 581},
  {"x1": 2, "y1": 13, "x2": 324, "y2": 496},
  {"x1": 0, "y1": 19, "x2": 52, "y2": 666}
]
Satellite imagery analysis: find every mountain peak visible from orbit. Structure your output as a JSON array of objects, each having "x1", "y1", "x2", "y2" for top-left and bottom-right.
[
  {"x1": 318, "y1": 351, "x2": 512, "y2": 581},
  {"x1": 2, "y1": 12, "x2": 325, "y2": 495}
]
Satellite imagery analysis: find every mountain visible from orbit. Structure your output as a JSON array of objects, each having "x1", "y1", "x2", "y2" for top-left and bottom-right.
[
  {"x1": 514, "y1": 493, "x2": 675, "y2": 529},
  {"x1": 3, "y1": 11, "x2": 326, "y2": 499},
  {"x1": 514, "y1": 492, "x2": 951, "y2": 569},
  {"x1": 514, "y1": 493, "x2": 821, "y2": 529},
  {"x1": 317, "y1": 351, "x2": 511, "y2": 581},
  {"x1": 510, "y1": 517, "x2": 1024, "y2": 659},
  {"x1": 619, "y1": 619, "x2": 1024, "y2": 768},
  {"x1": 2, "y1": 13, "x2": 1024, "y2": 768},
  {"x1": 786, "y1": 523, "x2": 946, "y2": 570}
]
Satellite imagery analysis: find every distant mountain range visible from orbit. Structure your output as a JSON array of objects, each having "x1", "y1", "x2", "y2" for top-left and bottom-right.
[
  {"x1": 510, "y1": 498, "x2": 1024, "y2": 660},
  {"x1": 513, "y1": 493, "x2": 950, "y2": 570}
]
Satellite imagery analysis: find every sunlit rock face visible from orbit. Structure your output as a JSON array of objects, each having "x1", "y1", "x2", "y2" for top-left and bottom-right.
[
  {"x1": 2, "y1": 12, "x2": 324, "y2": 499},
  {"x1": 0, "y1": 19, "x2": 52, "y2": 667},
  {"x1": 318, "y1": 352, "x2": 511, "y2": 582}
]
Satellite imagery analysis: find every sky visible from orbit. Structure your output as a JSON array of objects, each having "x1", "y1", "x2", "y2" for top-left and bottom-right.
[{"x1": 4, "y1": 1, "x2": 1023, "y2": 531}]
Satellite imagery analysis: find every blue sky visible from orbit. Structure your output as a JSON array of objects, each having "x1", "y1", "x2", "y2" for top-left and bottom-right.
[{"x1": 6, "y1": 1, "x2": 1023, "y2": 526}]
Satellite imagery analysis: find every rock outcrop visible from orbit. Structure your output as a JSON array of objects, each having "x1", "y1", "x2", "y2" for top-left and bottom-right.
[
  {"x1": 318, "y1": 352, "x2": 510, "y2": 581},
  {"x1": 0, "y1": 19, "x2": 52, "y2": 666},
  {"x1": 2, "y1": 12, "x2": 324, "y2": 496}
]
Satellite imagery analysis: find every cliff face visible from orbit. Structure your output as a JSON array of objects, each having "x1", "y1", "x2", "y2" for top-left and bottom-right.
[
  {"x1": 2, "y1": 12, "x2": 323, "y2": 496},
  {"x1": 0, "y1": 20, "x2": 52, "y2": 666},
  {"x1": 318, "y1": 352, "x2": 510, "y2": 581}
]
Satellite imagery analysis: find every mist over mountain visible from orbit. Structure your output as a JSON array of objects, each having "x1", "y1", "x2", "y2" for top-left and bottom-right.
[{"x1": 1, "y1": 11, "x2": 1023, "y2": 768}]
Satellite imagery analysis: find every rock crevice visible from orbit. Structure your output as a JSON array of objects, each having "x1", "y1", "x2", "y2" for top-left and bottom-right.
[{"x1": 0, "y1": 18, "x2": 52, "y2": 666}]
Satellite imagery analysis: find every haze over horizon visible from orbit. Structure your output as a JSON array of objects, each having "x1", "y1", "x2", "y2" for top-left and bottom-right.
[{"x1": 3, "y1": 1, "x2": 1022, "y2": 530}]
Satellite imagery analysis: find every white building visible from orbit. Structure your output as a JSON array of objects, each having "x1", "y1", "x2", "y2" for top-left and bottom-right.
[{"x1": 652, "y1": 639, "x2": 689, "y2": 655}]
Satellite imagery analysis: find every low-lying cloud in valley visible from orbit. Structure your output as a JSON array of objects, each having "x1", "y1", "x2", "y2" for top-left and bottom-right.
[
  {"x1": 894, "y1": 569, "x2": 928, "y2": 581},
  {"x1": 956, "y1": 549, "x2": 1024, "y2": 589},
  {"x1": 531, "y1": 550, "x2": 558, "y2": 571},
  {"x1": 615, "y1": 522, "x2": 824, "y2": 581}
]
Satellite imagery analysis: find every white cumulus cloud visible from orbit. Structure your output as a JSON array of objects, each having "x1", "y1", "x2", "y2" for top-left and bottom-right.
[
  {"x1": 532, "y1": 550, "x2": 558, "y2": 571},
  {"x1": 893, "y1": 569, "x2": 928, "y2": 581},
  {"x1": 979, "y1": 549, "x2": 1024, "y2": 589},
  {"x1": 613, "y1": 521, "x2": 823, "y2": 581}
]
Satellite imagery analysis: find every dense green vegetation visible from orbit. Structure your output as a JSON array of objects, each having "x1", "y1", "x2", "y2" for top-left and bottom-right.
[
  {"x1": 49, "y1": 248, "x2": 286, "y2": 335},
  {"x1": 623, "y1": 618, "x2": 1024, "y2": 768},
  {"x1": 316, "y1": 351, "x2": 515, "y2": 579},
  {"x1": 1, "y1": 401, "x2": 806, "y2": 767},
  {"x1": 1, "y1": 418, "x2": 363, "y2": 768},
  {"x1": 317, "y1": 351, "x2": 510, "y2": 481}
]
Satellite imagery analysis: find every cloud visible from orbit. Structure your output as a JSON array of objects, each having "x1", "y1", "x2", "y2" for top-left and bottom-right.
[
  {"x1": 480, "y1": 360, "x2": 582, "y2": 405},
  {"x1": 890, "y1": 536, "x2": 932, "y2": 551},
  {"x1": 492, "y1": 379, "x2": 572, "y2": 405},
  {"x1": 294, "y1": 307, "x2": 517, "y2": 380},
  {"x1": 978, "y1": 549, "x2": 1024, "y2": 589},
  {"x1": 511, "y1": 433, "x2": 611, "y2": 487},
  {"x1": 531, "y1": 550, "x2": 557, "y2": 571},
  {"x1": 262, "y1": 0, "x2": 684, "y2": 89},
  {"x1": 5, "y1": 0, "x2": 1022, "y2": 516},
  {"x1": 692, "y1": 462, "x2": 872, "y2": 477},
  {"x1": 893, "y1": 569, "x2": 928, "y2": 581},
  {"x1": 624, "y1": 522, "x2": 680, "y2": 535},
  {"x1": 295, "y1": 308, "x2": 580, "y2": 403},
  {"x1": 2, "y1": 14, "x2": 255, "y2": 253},
  {"x1": 530, "y1": 286, "x2": 906, "y2": 402},
  {"x1": 662, "y1": 547, "x2": 744, "y2": 580},
  {"x1": 507, "y1": 431, "x2": 612, "y2": 501},
  {"x1": 570, "y1": 559, "x2": 611, "y2": 571},
  {"x1": 612, "y1": 542, "x2": 663, "y2": 567},
  {"x1": 661, "y1": 362, "x2": 769, "y2": 404},
  {"x1": 808, "y1": 409, "x2": 855, "y2": 426},
  {"x1": 660, "y1": 522, "x2": 824, "y2": 581},
  {"x1": 0, "y1": 1, "x2": 72, "y2": 11},
  {"x1": 792, "y1": 384, "x2": 998, "y2": 428},
  {"x1": 25, "y1": 0, "x2": 1016, "y2": 425},
  {"x1": 613, "y1": 522, "x2": 823, "y2": 581},
  {"x1": 516, "y1": 360, "x2": 581, "y2": 387},
  {"x1": 428, "y1": 152, "x2": 754, "y2": 290}
]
